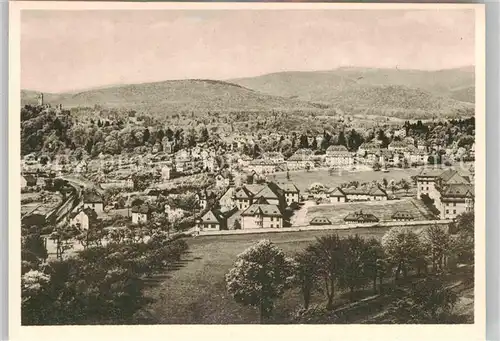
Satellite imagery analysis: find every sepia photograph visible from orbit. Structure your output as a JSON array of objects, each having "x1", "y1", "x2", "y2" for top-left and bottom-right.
[{"x1": 9, "y1": 2, "x2": 486, "y2": 339}]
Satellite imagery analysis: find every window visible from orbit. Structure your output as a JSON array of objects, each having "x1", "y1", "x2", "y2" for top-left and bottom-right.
[
  {"x1": 453, "y1": 203, "x2": 456, "y2": 207},
  {"x1": 453, "y1": 210, "x2": 456, "y2": 214},
  {"x1": 92, "y1": 203, "x2": 95, "y2": 208},
  {"x1": 270, "y1": 224, "x2": 273, "y2": 228},
  {"x1": 446, "y1": 210, "x2": 449, "y2": 214},
  {"x1": 270, "y1": 217, "x2": 273, "y2": 221}
]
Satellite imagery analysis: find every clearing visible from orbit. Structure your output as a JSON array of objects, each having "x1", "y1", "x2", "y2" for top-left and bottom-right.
[{"x1": 138, "y1": 227, "x2": 389, "y2": 324}]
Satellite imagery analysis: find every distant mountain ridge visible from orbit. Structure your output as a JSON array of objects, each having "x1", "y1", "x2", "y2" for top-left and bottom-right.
[{"x1": 21, "y1": 66, "x2": 475, "y2": 118}]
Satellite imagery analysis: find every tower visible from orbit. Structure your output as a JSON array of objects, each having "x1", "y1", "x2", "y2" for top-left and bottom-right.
[{"x1": 37, "y1": 93, "x2": 44, "y2": 106}]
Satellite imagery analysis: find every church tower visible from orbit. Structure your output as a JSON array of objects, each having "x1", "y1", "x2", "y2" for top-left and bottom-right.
[{"x1": 37, "y1": 93, "x2": 44, "y2": 106}]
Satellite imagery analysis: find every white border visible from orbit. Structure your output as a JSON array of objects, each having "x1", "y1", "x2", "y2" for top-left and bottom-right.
[{"x1": 8, "y1": 3, "x2": 486, "y2": 341}]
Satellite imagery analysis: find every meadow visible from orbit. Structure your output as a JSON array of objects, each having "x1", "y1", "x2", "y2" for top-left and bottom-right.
[
  {"x1": 138, "y1": 227, "x2": 389, "y2": 324},
  {"x1": 272, "y1": 168, "x2": 421, "y2": 193},
  {"x1": 303, "y1": 198, "x2": 433, "y2": 225}
]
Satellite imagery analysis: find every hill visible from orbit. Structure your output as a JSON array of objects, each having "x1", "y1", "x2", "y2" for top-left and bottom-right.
[
  {"x1": 21, "y1": 79, "x2": 323, "y2": 115},
  {"x1": 230, "y1": 67, "x2": 475, "y2": 117}
]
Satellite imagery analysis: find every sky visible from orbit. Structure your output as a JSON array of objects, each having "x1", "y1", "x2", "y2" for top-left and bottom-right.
[{"x1": 21, "y1": 9, "x2": 475, "y2": 93}]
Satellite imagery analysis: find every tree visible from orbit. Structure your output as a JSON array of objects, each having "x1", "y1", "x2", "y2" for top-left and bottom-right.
[
  {"x1": 400, "y1": 178, "x2": 411, "y2": 195},
  {"x1": 422, "y1": 224, "x2": 452, "y2": 273},
  {"x1": 225, "y1": 240, "x2": 294, "y2": 323},
  {"x1": 362, "y1": 238, "x2": 386, "y2": 294},
  {"x1": 299, "y1": 134, "x2": 309, "y2": 149},
  {"x1": 233, "y1": 220, "x2": 242, "y2": 230},
  {"x1": 310, "y1": 234, "x2": 344, "y2": 310},
  {"x1": 293, "y1": 248, "x2": 320, "y2": 309},
  {"x1": 382, "y1": 227, "x2": 423, "y2": 280},
  {"x1": 338, "y1": 235, "x2": 369, "y2": 301},
  {"x1": 338, "y1": 131, "x2": 347, "y2": 147},
  {"x1": 389, "y1": 276, "x2": 458, "y2": 323},
  {"x1": 453, "y1": 211, "x2": 474, "y2": 264}
]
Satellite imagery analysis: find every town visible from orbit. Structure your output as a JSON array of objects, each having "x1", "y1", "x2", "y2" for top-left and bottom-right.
[{"x1": 21, "y1": 94, "x2": 475, "y2": 240}]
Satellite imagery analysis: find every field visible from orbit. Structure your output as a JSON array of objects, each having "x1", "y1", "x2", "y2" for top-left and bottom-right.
[
  {"x1": 302, "y1": 198, "x2": 433, "y2": 225},
  {"x1": 272, "y1": 168, "x2": 421, "y2": 193},
  {"x1": 138, "y1": 227, "x2": 390, "y2": 324}
]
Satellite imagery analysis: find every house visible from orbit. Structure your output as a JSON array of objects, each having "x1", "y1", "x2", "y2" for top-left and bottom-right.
[
  {"x1": 234, "y1": 186, "x2": 256, "y2": 210},
  {"x1": 240, "y1": 202, "x2": 283, "y2": 229},
  {"x1": 197, "y1": 209, "x2": 227, "y2": 231},
  {"x1": 388, "y1": 141, "x2": 410, "y2": 153},
  {"x1": 328, "y1": 187, "x2": 347, "y2": 203},
  {"x1": 198, "y1": 191, "x2": 208, "y2": 210},
  {"x1": 219, "y1": 187, "x2": 236, "y2": 212},
  {"x1": 131, "y1": 204, "x2": 152, "y2": 225},
  {"x1": 69, "y1": 207, "x2": 98, "y2": 230},
  {"x1": 286, "y1": 149, "x2": 315, "y2": 170},
  {"x1": 440, "y1": 184, "x2": 474, "y2": 220},
  {"x1": 325, "y1": 145, "x2": 353, "y2": 167},
  {"x1": 280, "y1": 183, "x2": 300, "y2": 205},
  {"x1": 357, "y1": 142, "x2": 380, "y2": 158},
  {"x1": 253, "y1": 185, "x2": 281, "y2": 206},
  {"x1": 215, "y1": 173, "x2": 230, "y2": 188},
  {"x1": 262, "y1": 152, "x2": 285, "y2": 164},
  {"x1": 248, "y1": 159, "x2": 279, "y2": 175},
  {"x1": 238, "y1": 155, "x2": 253, "y2": 168},
  {"x1": 21, "y1": 174, "x2": 37, "y2": 190},
  {"x1": 83, "y1": 190, "x2": 104, "y2": 215},
  {"x1": 309, "y1": 217, "x2": 332, "y2": 226},
  {"x1": 161, "y1": 165, "x2": 171, "y2": 181},
  {"x1": 344, "y1": 210, "x2": 379, "y2": 224},
  {"x1": 391, "y1": 211, "x2": 415, "y2": 222}
]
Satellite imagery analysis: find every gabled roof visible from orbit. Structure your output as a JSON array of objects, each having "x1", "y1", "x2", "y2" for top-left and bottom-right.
[
  {"x1": 329, "y1": 187, "x2": 346, "y2": 197},
  {"x1": 131, "y1": 204, "x2": 151, "y2": 214},
  {"x1": 254, "y1": 196, "x2": 270, "y2": 205},
  {"x1": 200, "y1": 210, "x2": 222, "y2": 224},
  {"x1": 391, "y1": 211, "x2": 414, "y2": 219},
  {"x1": 326, "y1": 145, "x2": 349, "y2": 153},
  {"x1": 83, "y1": 190, "x2": 103, "y2": 203},
  {"x1": 279, "y1": 183, "x2": 300, "y2": 193},
  {"x1": 310, "y1": 216, "x2": 332, "y2": 224},
  {"x1": 244, "y1": 184, "x2": 265, "y2": 196},
  {"x1": 368, "y1": 186, "x2": 388, "y2": 196},
  {"x1": 344, "y1": 210, "x2": 379, "y2": 223},
  {"x1": 234, "y1": 187, "x2": 253, "y2": 199},
  {"x1": 441, "y1": 184, "x2": 474, "y2": 198},
  {"x1": 255, "y1": 185, "x2": 279, "y2": 200},
  {"x1": 241, "y1": 204, "x2": 282, "y2": 217}
]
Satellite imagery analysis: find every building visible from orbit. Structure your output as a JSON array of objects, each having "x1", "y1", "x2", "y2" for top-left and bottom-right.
[
  {"x1": 219, "y1": 187, "x2": 236, "y2": 212},
  {"x1": 328, "y1": 187, "x2": 347, "y2": 203},
  {"x1": 344, "y1": 211, "x2": 379, "y2": 224},
  {"x1": 286, "y1": 149, "x2": 315, "y2": 170},
  {"x1": 234, "y1": 186, "x2": 256, "y2": 210},
  {"x1": 391, "y1": 211, "x2": 415, "y2": 222},
  {"x1": 280, "y1": 183, "x2": 300, "y2": 205},
  {"x1": 309, "y1": 217, "x2": 332, "y2": 225},
  {"x1": 83, "y1": 190, "x2": 104, "y2": 215},
  {"x1": 131, "y1": 204, "x2": 152, "y2": 225},
  {"x1": 440, "y1": 184, "x2": 474, "y2": 220},
  {"x1": 388, "y1": 140, "x2": 411, "y2": 153},
  {"x1": 333, "y1": 185, "x2": 388, "y2": 202},
  {"x1": 69, "y1": 207, "x2": 98, "y2": 230},
  {"x1": 240, "y1": 202, "x2": 283, "y2": 229},
  {"x1": 357, "y1": 142, "x2": 381, "y2": 158},
  {"x1": 197, "y1": 209, "x2": 227, "y2": 231},
  {"x1": 416, "y1": 167, "x2": 474, "y2": 220},
  {"x1": 215, "y1": 173, "x2": 230, "y2": 188},
  {"x1": 325, "y1": 145, "x2": 353, "y2": 167},
  {"x1": 248, "y1": 159, "x2": 280, "y2": 175},
  {"x1": 262, "y1": 152, "x2": 285, "y2": 164}
]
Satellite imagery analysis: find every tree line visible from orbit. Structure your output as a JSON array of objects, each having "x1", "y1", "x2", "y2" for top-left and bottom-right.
[{"x1": 225, "y1": 212, "x2": 474, "y2": 324}]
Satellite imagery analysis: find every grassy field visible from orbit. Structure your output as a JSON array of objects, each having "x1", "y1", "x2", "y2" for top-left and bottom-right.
[
  {"x1": 271, "y1": 168, "x2": 421, "y2": 192},
  {"x1": 304, "y1": 198, "x2": 432, "y2": 225},
  {"x1": 138, "y1": 227, "x2": 390, "y2": 324}
]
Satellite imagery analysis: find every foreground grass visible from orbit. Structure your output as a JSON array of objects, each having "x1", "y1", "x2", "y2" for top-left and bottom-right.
[{"x1": 137, "y1": 228, "x2": 388, "y2": 324}]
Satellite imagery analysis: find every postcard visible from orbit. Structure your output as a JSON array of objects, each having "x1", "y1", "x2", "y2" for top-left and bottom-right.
[{"x1": 9, "y1": 2, "x2": 486, "y2": 341}]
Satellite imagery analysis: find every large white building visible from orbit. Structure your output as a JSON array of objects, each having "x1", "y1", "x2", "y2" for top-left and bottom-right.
[
  {"x1": 325, "y1": 145, "x2": 353, "y2": 167},
  {"x1": 240, "y1": 202, "x2": 283, "y2": 229}
]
